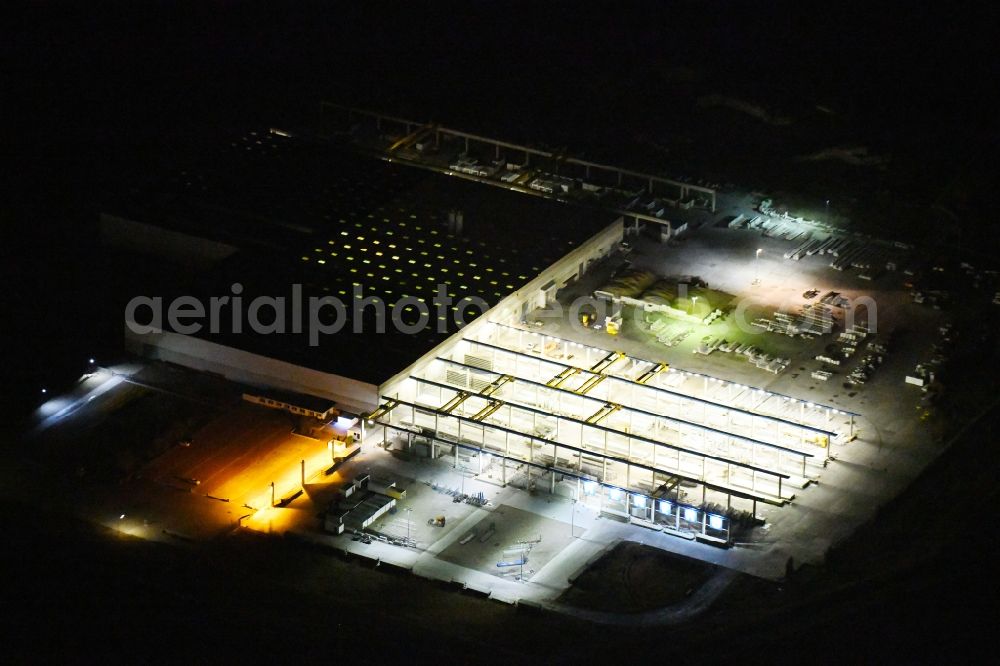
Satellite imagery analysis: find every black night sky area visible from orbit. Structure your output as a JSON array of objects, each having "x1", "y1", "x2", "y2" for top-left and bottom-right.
[{"x1": 3, "y1": 2, "x2": 999, "y2": 662}]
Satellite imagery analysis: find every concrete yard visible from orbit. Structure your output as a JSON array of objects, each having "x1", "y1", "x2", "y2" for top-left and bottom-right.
[{"x1": 436, "y1": 505, "x2": 574, "y2": 580}]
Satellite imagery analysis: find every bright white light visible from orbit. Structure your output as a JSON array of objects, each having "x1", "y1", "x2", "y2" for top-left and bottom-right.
[
  {"x1": 709, "y1": 514, "x2": 724, "y2": 530},
  {"x1": 583, "y1": 481, "x2": 597, "y2": 495},
  {"x1": 684, "y1": 507, "x2": 698, "y2": 522},
  {"x1": 632, "y1": 494, "x2": 646, "y2": 508},
  {"x1": 609, "y1": 488, "x2": 623, "y2": 501},
  {"x1": 335, "y1": 415, "x2": 358, "y2": 429},
  {"x1": 658, "y1": 500, "x2": 671, "y2": 512},
  {"x1": 89, "y1": 358, "x2": 95, "y2": 364},
  {"x1": 119, "y1": 514, "x2": 125, "y2": 520},
  {"x1": 41, "y1": 388, "x2": 46, "y2": 394}
]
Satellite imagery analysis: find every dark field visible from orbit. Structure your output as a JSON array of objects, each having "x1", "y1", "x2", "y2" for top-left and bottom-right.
[{"x1": 560, "y1": 541, "x2": 718, "y2": 613}]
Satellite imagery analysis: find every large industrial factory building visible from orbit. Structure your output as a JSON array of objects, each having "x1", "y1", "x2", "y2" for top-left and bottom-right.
[{"x1": 117, "y1": 108, "x2": 850, "y2": 547}]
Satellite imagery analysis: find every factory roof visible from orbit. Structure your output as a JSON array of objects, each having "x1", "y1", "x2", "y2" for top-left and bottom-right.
[{"x1": 106, "y1": 128, "x2": 615, "y2": 384}]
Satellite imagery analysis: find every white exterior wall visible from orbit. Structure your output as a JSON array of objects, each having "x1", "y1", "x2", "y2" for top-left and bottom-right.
[{"x1": 124, "y1": 326, "x2": 378, "y2": 413}]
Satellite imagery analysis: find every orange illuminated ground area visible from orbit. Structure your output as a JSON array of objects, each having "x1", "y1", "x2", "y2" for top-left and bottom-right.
[
  {"x1": 23, "y1": 366, "x2": 346, "y2": 542},
  {"x1": 149, "y1": 403, "x2": 334, "y2": 511}
]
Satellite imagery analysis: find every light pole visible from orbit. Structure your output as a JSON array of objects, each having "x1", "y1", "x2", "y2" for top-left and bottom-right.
[
  {"x1": 405, "y1": 507, "x2": 413, "y2": 544},
  {"x1": 691, "y1": 295, "x2": 699, "y2": 315},
  {"x1": 754, "y1": 248, "x2": 763, "y2": 285},
  {"x1": 570, "y1": 500, "x2": 577, "y2": 538}
]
